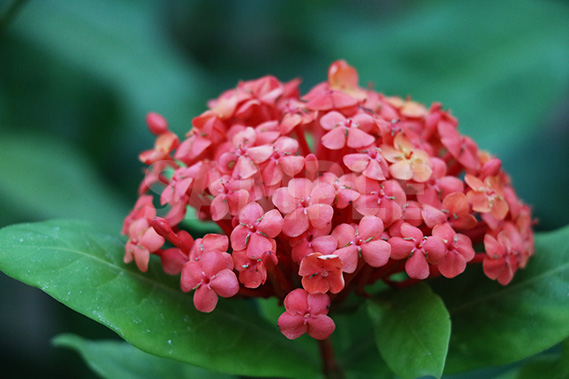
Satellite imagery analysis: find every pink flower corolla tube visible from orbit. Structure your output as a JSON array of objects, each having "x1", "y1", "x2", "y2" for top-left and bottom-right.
[{"x1": 123, "y1": 61, "x2": 535, "y2": 340}]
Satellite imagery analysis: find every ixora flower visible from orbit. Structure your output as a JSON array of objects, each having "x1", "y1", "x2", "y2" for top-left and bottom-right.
[{"x1": 122, "y1": 60, "x2": 535, "y2": 341}]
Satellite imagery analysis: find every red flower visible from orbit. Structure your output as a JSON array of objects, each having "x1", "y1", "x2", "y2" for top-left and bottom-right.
[
  {"x1": 277, "y1": 289, "x2": 335, "y2": 340},
  {"x1": 343, "y1": 146, "x2": 389, "y2": 181},
  {"x1": 230, "y1": 202, "x2": 283, "y2": 260},
  {"x1": 381, "y1": 133, "x2": 432, "y2": 182},
  {"x1": 247, "y1": 136, "x2": 305, "y2": 186},
  {"x1": 354, "y1": 177, "x2": 406, "y2": 226},
  {"x1": 465, "y1": 174, "x2": 509, "y2": 220},
  {"x1": 422, "y1": 192, "x2": 477, "y2": 230},
  {"x1": 181, "y1": 250, "x2": 239, "y2": 313},
  {"x1": 332, "y1": 216, "x2": 391, "y2": 273},
  {"x1": 431, "y1": 223, "x2": 475, "y2": 278},
  {"x1": 273, "y1": 178, "x2": 335, "y2": 237},
  {"x1": 389, "y1": 223, "x2": 446, "y2": 279},
  {"x1": 320, "y1": 111, "x2": 375, "y2": 150},
  {"x1": 124, "y1": 60, "x2": 535, "y2": 339},
  {"x1": 208, "y1": 174, "x2": 253, "y2": 221},
  {"x1": 483, "y1": 223, "x2": 525, "y2": 285},
  {"x1": 299, "y1": 253, "x2": 344, "y2": 294}
]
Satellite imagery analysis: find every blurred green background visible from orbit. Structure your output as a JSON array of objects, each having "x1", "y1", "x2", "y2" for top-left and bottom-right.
[{"x1": 1, "y1": 0, "x2": 568, "y2": 377}]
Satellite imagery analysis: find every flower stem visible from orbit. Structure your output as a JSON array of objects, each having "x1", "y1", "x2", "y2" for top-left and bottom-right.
[
  {"x1": 319, "y1": 338, "x2": 344, "y2": 379},
  {"x1": 469, "y1": 252, "x2": 486, "y2": 264},
  {"x1": 295, "y1": 125, "x2": 312, "y2": 156}
]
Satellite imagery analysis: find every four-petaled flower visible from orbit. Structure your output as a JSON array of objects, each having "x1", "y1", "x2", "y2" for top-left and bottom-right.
[
  {"x1": 277, "y1": 289, "x2": 335, "y2": 340},
  {"x1": 332, "y1": 216, "x2": 391, "y2": 273},
  {"x1": 180, "y1": 249, "x2": 239, "y2": 313},
  {"x1": 273, "y1": 178, "x2": 335, "y2": 237},
  {"x1": 230, "y1": 202, "x2": 283, "y2": 260},
  {"x1": 320, "y1": 111, "x2": 375, "y2": 150},
  {"x1": 381, "y1": 133, "x2": 432, "y2": 182},
  {"x1": 389, "y1": 223, "x2": 446, "y2": 279},
  {"x1": 483, "y1": 223, "x2": 525, "y2": 285},
  {"x1": 299, "y1": 253, "x2": 344, "y2": 294},
  {"x1": 431, "y1": 223, "x2": 475, "y2": 278},
  {"x1": 465, "y1": 174, "x2": 509, "y2": 220}
]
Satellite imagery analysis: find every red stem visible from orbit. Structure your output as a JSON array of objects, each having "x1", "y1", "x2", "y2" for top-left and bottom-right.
[
  {"x1": 469, "y1": 253, "x2": 486, "y2": 264},
  {"x1": 295, "y1": 125, "x2": 312, "y2": 156},
  {"x1": 214, "y1": 219, "x2": 233, "y2": 237},
  {"x1": 319, "y1": 338, "x2": 344, "y2": 379}
]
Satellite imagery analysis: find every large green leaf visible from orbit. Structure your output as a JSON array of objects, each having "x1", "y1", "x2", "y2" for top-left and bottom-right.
[
  {"x1": 332, "y1": 302, "x2": 395, "y2": 379},
  {"x1": 53, "y1": 334, "x2": 234, "y2": 379},
  {"x1": 367, "y1": 283, "x2": 451, "y2": 379},
  {"x1": 432, "y1": 226, "x2": 569, "y2": 373},
  {"x1": 0, "y1": 132, "x2": 128, "y2": 230},
  {"x1": 0, "y1": 220, "x2": 319, "y2": 378}
]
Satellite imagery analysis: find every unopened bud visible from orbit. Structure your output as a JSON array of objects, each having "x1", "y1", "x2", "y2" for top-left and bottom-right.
[{"x1": 146, "y1": 112, "x2": 169, "y2": 135}]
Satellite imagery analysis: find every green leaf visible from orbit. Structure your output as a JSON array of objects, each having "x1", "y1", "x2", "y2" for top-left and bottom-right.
[
  {"x1": 495, "y1": 339, "x2": 568, "y2": 379},
  {"x1": 331, "y1": 302, "x2": 394, "y2": 379},
  {"x1": 0, "y1": 220, "x2": 319, "y2": 378},
  {"x1": 53, "y1": 334, "x2": 235, "y2": 379},
  {"x1": 0, "y1": 132, "x2": 128, "y2": 230},
  {"x1": 432, "y1": 226, "x2": 569, "y2": 374},
  {"x1": 367, "y1": 283, "x2": 451, "y2": 379}
]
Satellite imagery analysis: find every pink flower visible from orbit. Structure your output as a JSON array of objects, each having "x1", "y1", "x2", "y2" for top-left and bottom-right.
[
  {"x1": 247, "y1": 136, "x2": 305, "y2": 186},
  {"x1": 124, "y1": 60, "x2": 535, "y2": 339},
  {"x1": 273, "y1": 178, "x2": 335, "y2": 237},
  {"x1": 122, "y1": 195, "x2": 156, "y2": 235},
  {"x1": 438, "y1": 120, "x2": 480, "y2": 171},
  {"x1": 381, "y1": 133, "x2": 432, "y2": 182},
  {"x1": 483, "y1": 223, "x2": 524, "y2": 285},
  {"x1": 277, "y1": 289, "x2": 335, "y2": 340},
  {"x1": 388, "y1": 223, "x2": 446, "y2": 279},
  {"x1": 465, "y1": 174, "x2": 509, "y2": 220},
  {"x1": 320, "y1": 111, "x2": 375, "y2": 150},
  {"x1": 343, "y1": 146, "x2": 389, "y2": 181},
  {"x1": 180, "y1": 250, "x2": 239, "y2": 313},
  {"x1": 232, "y1": 249, "x2": 276, "y2": 289},
  {"x1": 319, "y1": 173, "x2": 360, "y2": 209},
  {"x1": 354, "y1": 177, "x2": 406, "y2": 226},
  {"x1": 422, "y1": 192, "x2": 477, "y2": 230},
  {"x1": 160, "y1": 248, "x2": 189, "y2": 275},
  {"x1": 208, "y1": 174, "x2": 253, "y2": 221},
  {"x1": 290, "y1": 230, "x2": 337, "y2": 264},
  {"x1": 299, "y1": 253, "x2": 344, "y2": 294},
  {"x1": 332, "y1": 216, "x2": 391, "y2": 273},
  {"x1": 415, "y1": 157, "x2": 464, "y2": 207},
  {"x1": 303, "y1": 85, "x2": 359, "y2": 111},
  {"x1": 230, "y1": 202, "x2": 283, "y2": 260},
  {"x1": 431, "y1": 223, "x2": 475, "y2": 278},
  {"x1": 217, "y1": 127, "x2": 263, "y2": 180},
  {"x1": 124, "y1": 218, "x2": 164, "y2": 272}
]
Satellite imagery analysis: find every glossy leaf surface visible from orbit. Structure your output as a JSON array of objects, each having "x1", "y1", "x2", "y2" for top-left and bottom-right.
[
  {"x1": 367, "y1": 283, "x2": 450, "y2": 379},
  {"x1": 0, "y1": 220, "x2": 318, "y2": 378}
]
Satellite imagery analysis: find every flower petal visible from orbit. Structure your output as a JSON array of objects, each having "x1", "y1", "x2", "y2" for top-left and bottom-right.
[
  {"x1": 361, "y1": 240, "x2": 391, "y2": 267},
  {"x1": 283, "y1": 208, "x2": 310, "y2": 237},
  {"x1": 307, "y1": 204, "x2": 334, "y2": 229},
  {"x1": 307, "y1": 315, "x2": 335, "y2": 340},
  {"x1": 210, "y1": 269, "x2": 240, "y2": 298},
  {"x1": 194, "y1": 285, "x2": 219, "y2": 313},
  {"x1": 278, "y1": 313, "x2": 307, "y2": 340}
]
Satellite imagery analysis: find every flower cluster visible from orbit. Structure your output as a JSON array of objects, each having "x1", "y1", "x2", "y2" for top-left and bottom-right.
[{"x1": 123, "y1": 61, "x2": 534, "y2": 340}]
